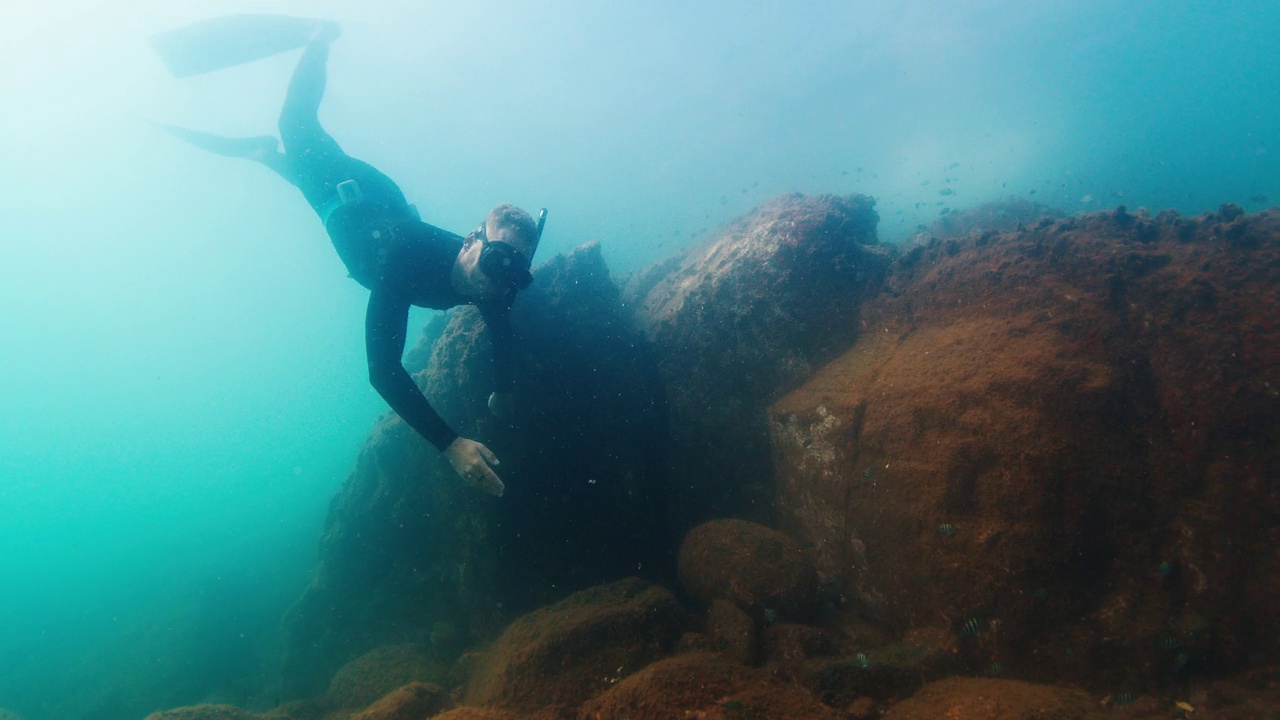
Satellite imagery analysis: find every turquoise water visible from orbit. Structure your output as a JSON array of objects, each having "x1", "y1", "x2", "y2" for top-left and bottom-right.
[{"x1": 0, "y1": 2, "x2": 1276, "y2": 719}]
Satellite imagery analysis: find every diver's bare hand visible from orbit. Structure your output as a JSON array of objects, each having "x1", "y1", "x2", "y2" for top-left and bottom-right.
[{"x1": 443, "y1": 437, "x2": 504, "y2": 497}]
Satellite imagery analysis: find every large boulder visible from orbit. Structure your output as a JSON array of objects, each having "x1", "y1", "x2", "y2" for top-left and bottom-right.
[
  {"x1": 349, "y1": 682, "x2": 454, "y2": 720},
  {"x1": 914, "y1": 196, "x2": 1064, "y2": 240},
  {"x1": 625, "y1": 193, "x2": 889, "y2": 530},
  {"x1": 677, "y1": 518, "x2": 819, "y2": 622},
  {"x1": 577, "y1": 652, "x2": 843, "y2": 720},
  {"x1": 143, "y1": 706, "x2": 258, "y2": 720},
  {"x1": 880, "y1": 677, "x2": 1103, "y2": 720},
  {"x1": 281, "y1": 243, "x2": 670, "y2": 695},
  {"x1": 463, "y1": 578, "x2": 686, "y2": 716},
  {"x1": 324, "y1": 646, "x2": 439, "y2": 714},
  {"x1": 432, "y1": 710, "x2": 524, "y2": 720},
  {"x1": 771, "y1": 206, "x2": 1280, "y2": 687}
]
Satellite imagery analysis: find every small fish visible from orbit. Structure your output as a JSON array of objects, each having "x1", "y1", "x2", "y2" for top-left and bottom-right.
[
  {"x1": 1155, "y1": 560, "x2": 1173, "y2": 577},
  {"x1": 863, "y1": 468, "x2": 874, "y2": 480},
  {"x1": 1159, "y1": 636, "x2": 1181, "y2": 650},
  {"x1": 939, "y1": 188, "x2": 954, "y2": 196},
  {"x1": 1250, "y1": 194, "x2": 1269, "y2": 204},
  {"x1": 985, "y1": 661, "x2": 1005, "y2": 676},
  {"x1": 1031, "y1": 587, "x2": 1048, "y2": 601},
  {"x1": 852, "y1": 652, "x2": 871, "y2": 668},
  {"x1": 938, "y1": 523, "x2": 958, "y2": 537},
  {"x1": 1080, "y1": 194, "x2": 1093, "y2": 203},
  {"x1": 948, "y1": 162, "x2": 960, "y2": 170},
  {"x1": 959, "y1": 617, "x2": 983, "y2": 637},
  {"x1": 1109, "y1": 691, "x2": 1136, "y2": 706},
  {"x1": 1175, "y1": 701, "x2": 1194, "y2": 712},
  {"x1": 762, "y1": 608, "x2": 778, "y2": 624}
]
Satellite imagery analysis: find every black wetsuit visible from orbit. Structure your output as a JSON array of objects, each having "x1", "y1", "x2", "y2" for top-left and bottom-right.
[{"x1": 268, "y1": 40, "x2": 512, "y2": 452}]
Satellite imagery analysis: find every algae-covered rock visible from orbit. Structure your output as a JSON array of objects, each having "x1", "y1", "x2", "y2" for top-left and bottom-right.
[
  {"x1": 143, "y1": 705, "x2": 259, "y2": 720},
  {"x1": 627, "y1": 192, "x2": 888, "y2": 529},
  {"x1": 796, "y1": 628, "x2": 959, "y2": 707},
  {"x1": 433, "y1": 709, "x2": 524, "y2": 720},
  {"x1": 759, "y1": 623, "x2": 848, "y2": 668},
  {"x1": 678, "y1": 518, "x2": 819, "y2": 621},
  {"x1": 325, "y1": 645, "x2": 437, "y2": 712},
  {"x1": 282, "y1": 243, "x2": 669, "y2": 695},
  {"x1": 350, "y1": 681, "x2": 455, "y2": 720},
  {"x1": 706, "y1": 599, "x2": 757, "y2": 665},
  {"x1": 880, "y1": 677, "x2": 1103, "y2": 720},
  {"x1": 772, "y1": 208, "x2": 1280, "y2": 686},
  {"x1": 464, "y1": 578, "x2": 686, "y2": 715},
  {"x1": 578, "y1": 651, "x2": 841, "y2": 720}
]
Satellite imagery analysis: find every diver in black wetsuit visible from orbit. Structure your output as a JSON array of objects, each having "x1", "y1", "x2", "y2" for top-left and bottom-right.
[{"x1": 158, "y1": 25, "x2": 539, "y2": 497}]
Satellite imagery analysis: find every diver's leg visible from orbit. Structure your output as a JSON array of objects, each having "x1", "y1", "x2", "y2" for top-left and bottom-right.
[
  {"x1": 278, "y1": 39, "x2": 343, "y2": 159},
  {"x1": 275, "y1": 38, "x2": 411, "y2": 215},
  {"x1": 152, "y1": 121, "x2": 297, "y2": 184},
  {"x1": 153, "y1": 122, "x2": 277, "y2": 159}
]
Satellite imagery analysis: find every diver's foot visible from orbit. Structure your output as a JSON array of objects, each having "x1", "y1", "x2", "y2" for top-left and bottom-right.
[
  {"x1": 245, "y1": 135, "x2": 280, "y2": 160},
  {"x1": 311, "y1": 21, "x2": 341, "y2": 44}
]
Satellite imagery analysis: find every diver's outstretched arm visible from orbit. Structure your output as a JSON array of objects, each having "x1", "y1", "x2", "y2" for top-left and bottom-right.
[
  {"x1": 364, "y1": 290, "x2": 506, "y2": 496},
  {"x1": 365, "y1": 290, "x2": 460, "y2": 453},
  {"x1": 151, "y1": 121, "x2": 294, "y2": 181}
]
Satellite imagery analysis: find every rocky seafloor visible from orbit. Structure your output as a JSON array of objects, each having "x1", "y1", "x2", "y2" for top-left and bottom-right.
[{"x1": 123, "y1": 194, "x2": 1277, "y2": 720}]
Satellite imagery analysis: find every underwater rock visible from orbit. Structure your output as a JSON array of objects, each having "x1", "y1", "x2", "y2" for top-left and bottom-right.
[
  {"x1": 911, "y1": 196, "x2": 1064, "y2": 242},
  {"x1": 706, "y1": 599, "x2": 757, "y2": 665},
  {"x1": 770, "y1": 207, "x2": 1280, "y2": 687},
  {"x1": 793, "y1": 628, "x2": 958, "y2": 707},
  {"x1": 281, "y1": 243, "x2": 669, "y2": 696},
  {"x1": 349, "y1": 681, "x2": 455, "y2": 720},
  {"x1": 577, "y1": 651, "x2": 843, "y2": 720},
  {"x1": 879, "y1": 677, "x2": 1103, "y2": 720},
  {"x1": 432, "y1": 710, "x2": 524, "y2": 720},
  {"x1": 626, "y1": 193, "x2": 888, "y2": 530},
  {"x1": 678, "y1": 518, "x2": 819, "y2": 622},
  {"x1": 463, "y1": 578, "x2": 686, "y2": 715},
  {"x1": 758, "y1": 623, "x2": 847, "y2": 668},
  {"x1": 259, "y1": 698, "x2": 324, "y2": 720},
  {"x1": 143, "y1": 705, "x2": 259, "y2": 720},
  {"x1": 324, "y1": 645, "x2": 440, "y2": 713}
]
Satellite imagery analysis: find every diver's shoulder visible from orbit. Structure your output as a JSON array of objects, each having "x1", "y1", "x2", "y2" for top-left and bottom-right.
[{"x1": 402, "y1": 219, "x2": 464, "y2": 246}]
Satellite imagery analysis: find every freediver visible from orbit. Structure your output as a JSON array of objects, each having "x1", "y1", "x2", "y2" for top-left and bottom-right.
[{"x1": 157, "y1": 23, "x2": 542, "y2": 497}]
